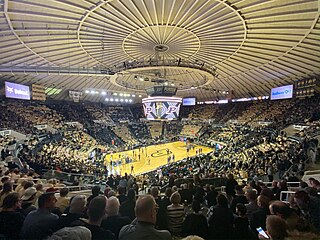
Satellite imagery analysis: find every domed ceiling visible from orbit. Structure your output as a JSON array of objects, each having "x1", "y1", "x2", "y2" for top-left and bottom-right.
[{"x1": 0, "y1": 0, "x2": 319, "y2": 102}]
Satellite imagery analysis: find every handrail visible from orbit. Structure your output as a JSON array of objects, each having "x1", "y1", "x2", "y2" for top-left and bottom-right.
[
  {"x1": 304, "y1": 170, "x2": 320, "y2": 174},
  {"x1": 43, "y1": 184, "x2": 95, "y2": 192}
]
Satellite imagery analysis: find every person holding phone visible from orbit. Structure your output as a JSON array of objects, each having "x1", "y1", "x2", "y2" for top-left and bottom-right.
[{"x1": 258, "y1": 215, "x2": 288, "y2": 240}]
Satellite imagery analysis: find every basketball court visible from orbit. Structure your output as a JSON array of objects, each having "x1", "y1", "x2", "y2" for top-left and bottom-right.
[{"x1": 104, "y1": 141, "x2": 213, "y2": 175}]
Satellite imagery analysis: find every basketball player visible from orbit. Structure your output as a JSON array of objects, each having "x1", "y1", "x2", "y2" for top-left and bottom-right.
[{"x1": 131, "y1": 165, "x2": 134, "y2": 174}]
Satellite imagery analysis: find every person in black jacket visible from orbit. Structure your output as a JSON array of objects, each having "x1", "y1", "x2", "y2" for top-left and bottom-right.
[
  {"x1": 226, "y1": 174, "x2": 238, "y2": 201},
  {"x1": 182, "y1": 200, "x2": 208, "y2": 239},
  {"x1": 208, "y1": 194, "x2": 234, "y2": 240},
  {"x1": 0, "y1": 192, "x2": 25, "y2": 239},
  {"x1": 157, "y1": 187, "x2": 172, "y2": 230},
  {"x1": 231, "y1": 185, "x2": 248, "y2": 213},
  {"x1": 71, "y1": 196, "x2": 115, "y2": 240},
  {"x1": 101, "y1": 196, "x2": 131, "y2": 239},
  {"x1": 250, "y1": 195, "x2": 271, "y2": 238},
  {"x1": 56, "y1": 195, "x2": 86, "y2": 230},
  {"x1": 119, "y1": 189, "x2": 136, "y2": 221},
  {"x1": 234, "y1": 203, "x2": 252, "y2": 239}
]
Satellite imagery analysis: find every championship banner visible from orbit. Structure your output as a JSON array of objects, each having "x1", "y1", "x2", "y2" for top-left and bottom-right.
[{"x1": 32, "y1": 84, "x2": 46, "y2": 101}]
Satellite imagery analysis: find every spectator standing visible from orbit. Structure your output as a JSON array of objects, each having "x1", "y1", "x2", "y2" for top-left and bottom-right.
[
  {"x1": 208, "y1": 194, "x2": 234, "y2": 240},
  {"x1": 119, "y1": 188, "x2": 136, "y2": 221},
  {"x1": 226, "y1": 174, "x2": 238, "y2": 201}
]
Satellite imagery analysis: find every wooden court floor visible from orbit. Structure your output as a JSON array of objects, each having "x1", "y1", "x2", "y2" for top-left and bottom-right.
[{"x1": 104, "y1": 141, "x2": 213, "y2": 175}]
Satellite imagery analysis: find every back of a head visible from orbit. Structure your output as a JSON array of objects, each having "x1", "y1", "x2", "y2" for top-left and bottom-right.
[
  {"x1": 170, "y1": 191, "x2": 181, "y2": 204},
  {"x1": 70, "y1": 195, "x2": 86, "y2": 214},
  {"x1": 266, "y1": 215, "x2": 288, "y2": 240},
  {"x1": 300, "y1": 181, "x2": 308, "y2": 189},
  {"x1": 279, "y1": 180, "x2": 287, "y2": 189},
  {"x1": 1, "y1": 181, "x2": 13, "y2": 193},
  {"x1": 165, "y1": 187, "x2": 172, "y2": 198},
  {"x1": 127, "y1": 188, "x2": 136, "y2": 202},
  {"x1": 38, "y1": 192, "x2": 55, "y2": 209},
  {"x1": 235, "y1": 185, "x2": 244, "y2": 193},
  {"x1": 118, "y1": 186, "x2": 125, "y2": 195},
  {"x1": 24, "y1": 181, "x2": 34, "y2": 190},
  {"x1": 181, "y1": 236, "x2": 205, "y2": 240},
  {"x1": 135, "y1": 195, "x2": 155, "y2": 221},
  {"x1": 106, "y1": 196, "x2": 120, "y2": 216},
  {"x1": 92, "y1": 186, "x2": 101, "y2": 196},
  {"x1": 2, "y1": 192, "x2": 19, "y2": 209},
  {"x1": 46, "y1": 226, "x2": 91, "y2": 240},
  {"x1": 257, "y1": 195, "x2": 271, "y2": 208},
  {"x1": 260, "y1": 188, "x2": 274, "y2": 200},
  {"x1": 236, "y1": 203, "x2": 247, "y2": 216},
  {"x1": 107, "y1": 190, "x2": 116, "y2": 198},
  {"x1": 35, "y1": 183, "x2": 43, "y2": 191},
  {"x1": 228, "y1": 174, "x2": 234, "y2": 180},
  {"x1": 150, "y1": 187, "x2": 159, "y2": 198},
  {"x1": 88, "y1": 196, "x2": 106, "y2": 222},
  {"x1": 191, "y1": 200, "x2": 201, "y2": 213},
  {"x1": 217, "y1": 194, "x2": 228, "y2": 207},
  {"x1": 59, "y1": 188, "x2": 69, "y2": 197},
  {"x1": 246, "y1": 189, "x2": 257, "y2": 201},
  {"x1": 294, "y1": 190, "x2": 310, "y2": 204}
]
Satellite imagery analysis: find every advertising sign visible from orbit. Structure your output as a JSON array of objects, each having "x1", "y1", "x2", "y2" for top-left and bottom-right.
[
  {"x1": 5, "y1": 82, "x2": 30, "y2": 100},
  {"x1": 270, "y1": 85, "x2": 293, "y2": 100}
]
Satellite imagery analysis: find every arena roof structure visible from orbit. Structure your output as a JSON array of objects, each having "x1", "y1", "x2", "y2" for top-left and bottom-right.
[{"x1": 0, "y1": 0, "x2": 319, "y2": 102}]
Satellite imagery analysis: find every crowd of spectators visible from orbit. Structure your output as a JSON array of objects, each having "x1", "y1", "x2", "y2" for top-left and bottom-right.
[
  {"x1": 1, "y1": 94, "x2": 320, "y2": 239},
  {"x1": 1, "y1": 165, "x2": 320, "y2": 240}
]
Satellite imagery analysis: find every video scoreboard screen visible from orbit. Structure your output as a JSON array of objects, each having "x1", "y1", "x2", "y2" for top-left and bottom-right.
[
  {"x1": 146, "y1": 85, "x2": 177, "y2": 96},
  {"x1": 142, "y1": 96, "x2": 182, "y2": 120}
]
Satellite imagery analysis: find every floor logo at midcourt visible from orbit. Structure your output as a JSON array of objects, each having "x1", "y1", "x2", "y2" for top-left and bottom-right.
[{"x1": 151, "y1": 149, "x2": 172, "y2": 157}]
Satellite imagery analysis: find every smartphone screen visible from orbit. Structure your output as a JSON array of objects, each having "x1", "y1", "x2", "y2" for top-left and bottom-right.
[{"x1": 256, "y1": 227, "x2": 269, "y2": 239}]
